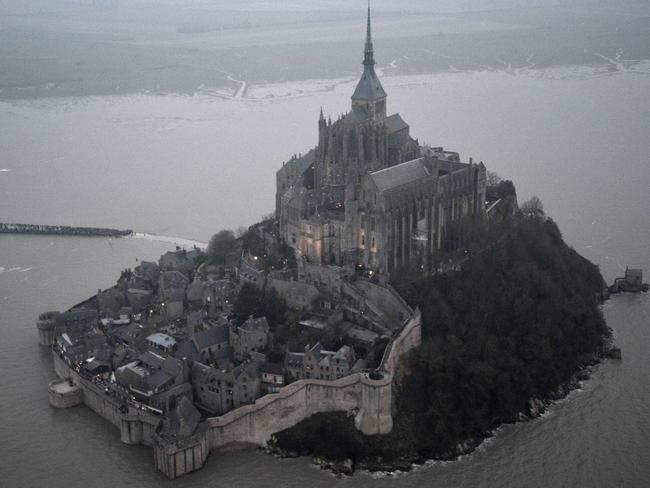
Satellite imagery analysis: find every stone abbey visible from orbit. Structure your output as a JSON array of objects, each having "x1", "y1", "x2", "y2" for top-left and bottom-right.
[{"x1": 277, "y1": 6, "x2": 487, "y2": 274}]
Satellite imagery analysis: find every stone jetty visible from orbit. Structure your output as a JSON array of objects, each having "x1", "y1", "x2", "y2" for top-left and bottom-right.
[{"x1": 0, "y1": 222, "x2": 132, "y2": 237}]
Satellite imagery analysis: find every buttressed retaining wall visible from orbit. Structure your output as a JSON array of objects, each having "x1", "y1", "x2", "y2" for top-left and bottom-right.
[{"x1": 204, "y1": 309, "x2": 422, "y2": 451}]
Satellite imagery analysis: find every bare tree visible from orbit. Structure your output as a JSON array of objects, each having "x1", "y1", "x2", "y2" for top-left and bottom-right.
[
  {"x1": 521, "y1": 196, "x2": 545, "y2": 218},
  {"x1": 487, "y1": 171, "x2": 502, "y2": 186}
]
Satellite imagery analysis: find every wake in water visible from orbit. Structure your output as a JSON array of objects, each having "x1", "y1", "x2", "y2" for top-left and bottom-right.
[{"x1": 0, "y1": 266, "x2": 33, "y2": 274}]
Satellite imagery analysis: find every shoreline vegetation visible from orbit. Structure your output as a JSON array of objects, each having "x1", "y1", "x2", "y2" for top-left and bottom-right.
[{"x1": 267, "y1": 192, "x2": 613, "y2": 476}]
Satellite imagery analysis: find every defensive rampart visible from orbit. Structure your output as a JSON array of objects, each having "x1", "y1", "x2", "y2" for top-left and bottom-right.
[
  {"x1": 53, "y1": 353, "x2": 160, "y2": 445},
  {"x1": 379, "y1": 309, "x2": 422, "y2": 376},
  {"x1": 46, "y1": 304, "x2": 422, "y2": 480}
]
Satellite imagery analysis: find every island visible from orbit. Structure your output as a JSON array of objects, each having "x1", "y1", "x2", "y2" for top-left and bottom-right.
[{"x1": 37, "y1": 6, "x2": 612, "y2": 480}]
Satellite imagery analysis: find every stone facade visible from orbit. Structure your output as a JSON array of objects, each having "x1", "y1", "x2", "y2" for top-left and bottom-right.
[
  {"x1": 191, "y1": 361, "x2": 261, "y2": 415},
  {"x1": 276, "y1": 9, "x2": 487, "y2": 275}
]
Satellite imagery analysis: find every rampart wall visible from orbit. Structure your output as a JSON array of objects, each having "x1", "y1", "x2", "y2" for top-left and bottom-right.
[
  {"x1": 206, "y1": 372, "x2": 393, "y2": 449},
  {"x1": 379, "y1": 310, "x2": 422, "y2": 376},
  {"x1": 53, "y1": 353, "x2": 160, "y2": 445},
  {"x1": 203, "y1": 309, "x2": 422, "y2": 452},
  {"x1": 47, "y1": 304, "x2": 423, "y2": 480}
]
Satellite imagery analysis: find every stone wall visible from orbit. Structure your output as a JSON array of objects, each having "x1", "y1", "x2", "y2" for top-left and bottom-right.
[
  {"x1": 47, "y1": 302, "x2": 423, "y2": 480},
  {"x1": 154, "y1": 431, "x2": 209, "y2": 480},
  {"x1": 379, "y1": 309, "x2": 422, "y2": 376},
  {"x1": 206, "y1": 372, "x2": 393, "y2": 450},
  {"x1": 53, "y1": 352, "x2": 160, "y2": 445},
  {"x1": 202, "y1": 307, "x2": 422, "y2": 452}
]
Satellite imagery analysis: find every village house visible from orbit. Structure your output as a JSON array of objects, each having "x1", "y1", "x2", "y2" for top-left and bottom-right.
[
  {"x1": 284, "y1": 343, "x2": 356, "y2": 382},
  {"x1": 259, "y1": 362, "x2": 285, "y2": 394},
  {"x1": 191, "y1": 324, "x2": 231, "y2": 364},
  {"x1": 115, "y1": 351, "x2": 190, "y2": 411},
  {"x1": 145, "y1": 332, "x2": 177, "y2": 355},
  {"x1": 267, "y1": 277, "x2": 320, "y2": 311},
  {"x1": 231, "y1": 316, "x2": 270, "y2": 360},
  {"x1": 55, "y1": 329, "x2": 107, "y2": 366},
  {"x1": 159, "y1": 247, "x2": 201, "y2": 277},
  {"x1": 158, "y1": 270, "x2": 189, "y2": 319},
  {"x1": 191, "y1": 361, "x2": 261, "y2": 416}
]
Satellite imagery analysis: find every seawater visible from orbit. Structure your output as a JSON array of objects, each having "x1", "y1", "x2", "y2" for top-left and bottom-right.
[{"x1": 1, "y1": 65, "x2": 649, "y2": 487}]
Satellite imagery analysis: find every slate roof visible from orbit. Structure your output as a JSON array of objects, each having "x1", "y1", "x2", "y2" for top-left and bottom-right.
[
  {"x1": 343, "y1": 107, "x2": 368, "y2": 124},
  {"x1": 161, "y1": 357, "x2": 183, "y2": 376},
  {"x1": 186, "y1": 279, "x2": 205, "y2": 302},
  {"x1": 352, "y1": 66, "x2": 387, "y2": 101},
  {"x1": 385, "y1": 113, "x2": 409, "y2": 133},
  {"x1": 369, "y1": 157, "x2": 431, "y2": 192},
  {"x1": 159, "y1": 270, "x2": 189, "y2": 290},
  {"x1": 241, "y1": 316, "x2": 269, "y2": 332},
  {"x1": 139, "y1": 351, "x2": 165, "y2": 369},
  {"x1": 192, "y1": 325, "x2": 230, "y2": 351},
  {"x1": 174, "y1": 340, "x2": 199, "y2": 361},
  {"x1": 333, "y1": 345, "x2": 354, "y2": 361},
  {"x1": 260, "y1": 362, "x2": 284, "y2": 376},
  {"x1": 144, "y1": 369, "x2": 174, "y2": 391},
  {"x1": 285, "y1": 352, "x2": 305, "y2": 368},
  {"x1": 292, "y1": 149, "x2": 316, "y2": 175}
]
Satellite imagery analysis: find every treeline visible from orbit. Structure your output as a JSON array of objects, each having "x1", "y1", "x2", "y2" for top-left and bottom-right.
[
  {"x1": 204, "y1": 219, "x2": 296, "y2": 270},
  {"x1": 272, "y1": 212, "x2": 610, "y2": 467}
]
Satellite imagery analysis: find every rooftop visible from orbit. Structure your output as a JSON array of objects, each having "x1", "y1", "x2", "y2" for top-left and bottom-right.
[{"x1": 369, "y1": 157, "x2": 430, "y2": 192}]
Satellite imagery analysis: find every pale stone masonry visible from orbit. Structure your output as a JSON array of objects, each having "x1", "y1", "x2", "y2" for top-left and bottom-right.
[{"x1": 276, "y1": 6, "x2": 487, "y2": 274}]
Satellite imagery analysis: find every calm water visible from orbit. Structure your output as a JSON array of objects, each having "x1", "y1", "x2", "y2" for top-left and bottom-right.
[{"x1": 1, "y1": 64, "x2": 649, "y2": 487}]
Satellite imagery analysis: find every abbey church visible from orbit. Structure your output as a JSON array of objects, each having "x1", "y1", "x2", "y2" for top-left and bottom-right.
[{"x1": 276, "y1": 6, "x2": 487, "y2": 275}]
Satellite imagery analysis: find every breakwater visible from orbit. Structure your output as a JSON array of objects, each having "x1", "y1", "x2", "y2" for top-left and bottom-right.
[{"x1": 0, "y1": 222, "x2": 132, "y2": 237}]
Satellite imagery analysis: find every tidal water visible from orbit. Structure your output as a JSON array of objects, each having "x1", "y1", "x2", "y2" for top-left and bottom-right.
[{"x1": 1, "y1": 64, "x2": 649, "y2": 487}]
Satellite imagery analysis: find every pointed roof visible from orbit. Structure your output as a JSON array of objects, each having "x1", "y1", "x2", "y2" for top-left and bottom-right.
[{"x1": 352, "y1": 2, "x2": 386, "y2": 102}]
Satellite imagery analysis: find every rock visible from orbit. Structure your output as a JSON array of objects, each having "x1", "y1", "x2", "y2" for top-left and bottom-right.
[
  {"x1": 606, "y1": 347, "x2": 622, "y2": 360},
  {"x1": 312, "y1": 456, "x2": 355, "y2": 476},
  {"x1": 333, "y1": 458, "x2": 354, "y2": 476}
]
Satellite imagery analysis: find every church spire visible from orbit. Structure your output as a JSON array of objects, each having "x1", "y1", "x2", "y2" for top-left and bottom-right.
[
  {"x1": 364, "y1": 0, "x2": 375, "y2": 67},
  {"x1": 351, "y1": 0, "x2": 386, "y2": 118}
]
